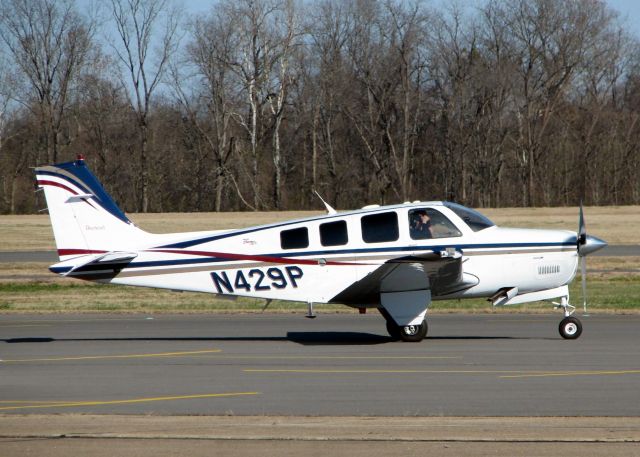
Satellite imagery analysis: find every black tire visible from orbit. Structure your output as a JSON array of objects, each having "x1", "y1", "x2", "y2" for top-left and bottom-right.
[
  {"x1": 385, "y1": 320, "x2": 401, "y2": 340},
  {"x1": 379, "y1": 307, "x2": 401, "y2": 340},
  {"x1": 399, "y1": 320, "x2": 428, "y2": 342},
  {"x1": 559, "y1": 316, "x2": 582, "y2": 339}
]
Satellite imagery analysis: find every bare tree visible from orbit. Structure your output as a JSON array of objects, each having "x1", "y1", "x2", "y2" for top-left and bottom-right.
[
  {"x1": 0, "y1": 0, "x2": 93, "y2": 164},
  {"x1": 565, "y1": 5, "x2": 630, "y2": 204},
  {"x1": 305, "y1": 0, "x2": 354, "y2": 205},
  {"x1": 0, "y1": 51, "x2": 17, "y2": 158},
  {"x1": 0, "y1": 52, "x2": 21, "y2": 213},
  {"x1": 342, "y1": 0, "x2": 428, "y2": 203},
  {"x1": 1, "y1": 0, "x2": 640, "y2": 213},
  {"x1": 172, "y1": 8, "x2": 255, "y2": 211},
  {"x1": 109, "y1": 0, "x2": 180, "y2": 212},
  {"x1": 75, "y1": 54, "x2": 132, "y2": 188},
  {"x1": 211, "y1": 0, "x2": 291, "y2": 210},
  {"x1": 264, "y1": 0, "x2": 302, "y2": 209},
  {"x1": 484, "y1": 0, "x2": 608, "y2": 205}
]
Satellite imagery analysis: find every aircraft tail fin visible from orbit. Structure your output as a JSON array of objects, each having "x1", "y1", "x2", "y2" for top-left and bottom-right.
[{"x1": 35, "y1": 156, "x2": 149, "y2": 260}]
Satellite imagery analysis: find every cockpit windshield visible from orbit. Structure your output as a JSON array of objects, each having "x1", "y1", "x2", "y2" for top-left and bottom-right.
[{"x1": 444, "y1": 202, "x2": 495, "y2": 232}]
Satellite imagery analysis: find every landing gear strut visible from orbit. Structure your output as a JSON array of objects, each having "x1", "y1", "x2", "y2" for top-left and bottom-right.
[{"x1": 555, "y1": 296, "x2": 582, "y2": 340}]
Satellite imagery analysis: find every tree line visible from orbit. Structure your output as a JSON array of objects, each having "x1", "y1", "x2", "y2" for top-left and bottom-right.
[{"x1": 1, "y1": 0, "x2": 639, "y2": 214}]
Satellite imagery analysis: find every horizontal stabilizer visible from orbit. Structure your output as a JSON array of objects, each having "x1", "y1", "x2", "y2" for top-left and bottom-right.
[{"x1": 58, "y1": 251, "x2": 138, "y2": 276}]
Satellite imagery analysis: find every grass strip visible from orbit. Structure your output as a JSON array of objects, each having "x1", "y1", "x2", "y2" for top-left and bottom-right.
[{"x1": 1, "y1": 277, "x2": 638, "y2": 313}]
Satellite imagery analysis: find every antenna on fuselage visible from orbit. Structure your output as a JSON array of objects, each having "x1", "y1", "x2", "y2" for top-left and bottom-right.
[{"x1": 313, "y1": 190, "x2": 337, "y2": 215}]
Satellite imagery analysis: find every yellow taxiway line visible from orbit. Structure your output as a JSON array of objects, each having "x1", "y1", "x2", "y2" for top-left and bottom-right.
[
  {"x1": 0, "y1": 324, "x2": 51, "y2": 328},
  {"x1": 1, "y1": 349, "x2": 221, "y2": 363},
  {"x1": 0, "y1": 392, "x2": 260, "y2": 411},
  {"x1": 0, "y1": 352, "x2": 458, "y2": 363},
  {"x1": 245, "y1": 369, "x2": 525, "y2": 374},
  {"x1": 209, "y1": 355, "x2": 460, "y2": 360},
  {"x1": 246, "y1": 368, "x2": 640, "y2": 378},
  {"x1": 500, "y1": 369, "x2": 640, "y2": 378}
]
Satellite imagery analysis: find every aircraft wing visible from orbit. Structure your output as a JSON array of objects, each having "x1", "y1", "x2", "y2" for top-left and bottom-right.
[{"x1": 330, "y1": 251, "x2": 478, "y2": 305}]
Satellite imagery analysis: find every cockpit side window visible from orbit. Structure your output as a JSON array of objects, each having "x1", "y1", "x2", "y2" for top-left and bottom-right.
[
  {"x1": 444, "y1": 202, "x2": 495, "y2": 232},
  {"x1": 409, "y1": 208, "x2": 462, "y2": 240},
  {"x1": 361, "y1": 212, "x2": 399, "y2": 243}
]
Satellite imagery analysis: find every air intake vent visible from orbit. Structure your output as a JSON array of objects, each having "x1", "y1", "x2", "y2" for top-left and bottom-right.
[{"x1": 537, "y1": 264, "x2": 560, "y2": 275}]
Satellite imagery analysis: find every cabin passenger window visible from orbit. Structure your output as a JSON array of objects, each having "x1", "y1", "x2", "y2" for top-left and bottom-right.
[
  {"x1": 280, "y1": 227, "x2": 309, "y2": 249},
  {"x1": 409, "y1": 208, "x2": 462, "y2": 240},
  {"x1": 361, "y1": 212, "x2": 399, "y2": 243},
  {"x1": 320, "y1": 220, "x2": 348, "y2": 246}
]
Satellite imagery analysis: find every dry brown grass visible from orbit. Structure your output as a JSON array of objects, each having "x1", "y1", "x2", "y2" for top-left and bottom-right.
[
  {"x1": 0, "y1": 211, "x2": 323, "y2": 251},
  {"x1": 481, "y1": 206, "x2": 639, "y2": 244},
  {"x1": 1, "y1": 206, "x2": 637, "y2": 252},
  {"x1": 0, "y1": 262, "x2": 57, "y2": 283},
  {"x1": 0, "y1": 215, "x2": 58, "y2": 251}
]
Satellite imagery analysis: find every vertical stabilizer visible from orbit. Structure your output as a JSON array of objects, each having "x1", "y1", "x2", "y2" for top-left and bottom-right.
[{"x1": 35, "y1": 157, "x2": 148, "y2": 260}]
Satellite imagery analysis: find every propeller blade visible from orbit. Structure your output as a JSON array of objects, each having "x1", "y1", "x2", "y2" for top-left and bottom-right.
[
  {"x1": 581, "y1": 256, "x2": 588, "y2": 316},
  {"x1": 577, "y1": 202, "x2": 587, "y2": 255}
]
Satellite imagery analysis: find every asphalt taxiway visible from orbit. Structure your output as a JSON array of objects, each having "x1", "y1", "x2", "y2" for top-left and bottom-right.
[{"x1": 1, "y1": 313, "x2": 639, "y2": 416}]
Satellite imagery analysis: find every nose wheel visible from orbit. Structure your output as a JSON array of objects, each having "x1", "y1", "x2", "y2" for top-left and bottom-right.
[
  {"x1": 559, "y1": 316, "x2": 582, "y2": 339},
  {"x1": 554, "y1": 295, "x2": 583, "y2": 340}
]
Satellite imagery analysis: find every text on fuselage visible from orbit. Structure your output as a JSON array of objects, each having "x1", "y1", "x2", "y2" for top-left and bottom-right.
[{"x1": 210, "y1": 266, "x2": 303, "y2": 294}]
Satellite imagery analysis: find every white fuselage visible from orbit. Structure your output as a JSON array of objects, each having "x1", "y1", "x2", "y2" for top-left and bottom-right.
[{"x1": 52, "y1": 203, "x2": 579, "y2": 309}]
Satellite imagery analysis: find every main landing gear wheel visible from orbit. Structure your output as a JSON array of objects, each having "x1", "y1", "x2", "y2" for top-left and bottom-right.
[
  {"x1": 397, "y1": 320, "x2": 428, "y2": 342},
  {"x1": 379, "y1": 308, "x2": 428, "y2": 342},
  {"x1": 385, "y1": 320, "x2": 402, "y2": 341},
  {"x1": 559, "y1": 316, "x2": 582, "y2": 340}
]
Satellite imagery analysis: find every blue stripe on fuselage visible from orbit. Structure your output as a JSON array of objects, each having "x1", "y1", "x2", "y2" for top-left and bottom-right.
[{"x1": 51, "y1": 241, "x2": 577, "y2": 275}]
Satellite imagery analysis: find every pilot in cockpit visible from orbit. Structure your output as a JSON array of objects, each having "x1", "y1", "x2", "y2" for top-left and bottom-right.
[{"x1": 411, "y1": 210, "x2": 433, "y2": 239}]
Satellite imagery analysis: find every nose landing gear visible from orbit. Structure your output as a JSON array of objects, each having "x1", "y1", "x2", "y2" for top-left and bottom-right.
[
  {"x1": 555, "y1": 295, "x2": 583, "y2": 340},
  {"x1": 559, "y1": 316, "x2": 582, "y2": 339}
]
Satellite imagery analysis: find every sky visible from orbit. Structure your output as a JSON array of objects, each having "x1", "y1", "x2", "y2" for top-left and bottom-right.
[
  {"x1": 606, "y1": 0, "x2": 640, "y2": 38},
  {"x1": 86, "y1": 0, "x2": 640, "y2": 42},
  {"x1": 179, "y1": 0, "x2": 640, "y2": 38}
]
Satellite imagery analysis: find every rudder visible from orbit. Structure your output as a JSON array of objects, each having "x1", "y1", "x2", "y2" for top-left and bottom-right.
[{"x1": 35, "y1": 156, "x2": 147, "y2": 260}]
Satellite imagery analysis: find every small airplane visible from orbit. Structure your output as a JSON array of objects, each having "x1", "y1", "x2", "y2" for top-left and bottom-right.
[{"x1": 35, "y1": 156, "x2": 607, "y2": 342}]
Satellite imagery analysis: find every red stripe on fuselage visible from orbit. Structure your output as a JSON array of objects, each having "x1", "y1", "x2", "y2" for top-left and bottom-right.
[
  {"x1": 58, "y1": 249, "x2": 108, "y2": 256},
  {"x1": 150, "y1": 249, "x2": 359, "y2": 266},
  {"x1": 56, "y1": 248, "x2": 358, "y2": 266}
]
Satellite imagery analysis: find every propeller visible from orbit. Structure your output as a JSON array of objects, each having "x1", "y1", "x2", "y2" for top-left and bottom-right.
[
  {"x1": 578, "y1": 204, "x2": 588, "y2": 315},
  {"x1": 576, "y1": 203, "x2": 608, "y2": 315}
]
